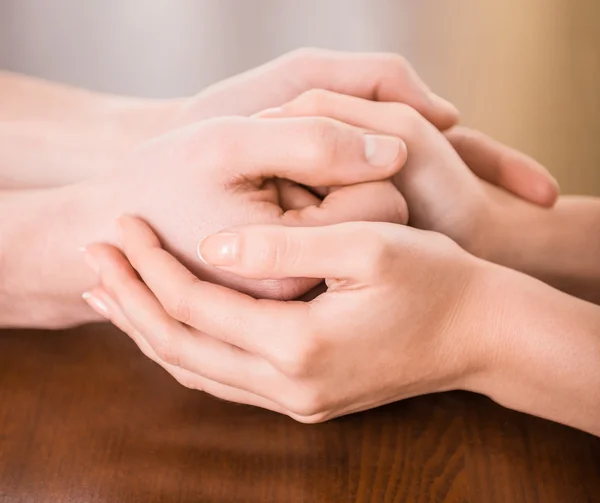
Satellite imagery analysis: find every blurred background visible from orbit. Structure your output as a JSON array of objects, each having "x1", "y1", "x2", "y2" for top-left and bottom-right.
[{"x1": 0, "y1": 0, "x2": 598, "y2": 194}]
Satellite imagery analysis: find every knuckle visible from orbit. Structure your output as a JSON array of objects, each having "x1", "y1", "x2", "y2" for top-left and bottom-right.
[
  {"x1": 384, "y1": 102, "x2": 428, "y2": 140},
  {"x1": 285, "y1": 388, "x2": 326, "y2": 418},
  {"x1": 303, "y1": 118, "x2": 342, "y2": 166},
  {"x1": 193, "y1": 117, "x2": 247, "y2": 166},
  {"x1": 294, "y1": 88, "x2": 333, "y2": 114},
  {"x1": 385, "y1": 187, "x2": 410, "y2": 225},
  {"x1": 291, "y1": 411, "x2": 330, "y2": 425},
  {"x1": 394, "y1": 196, "x2": 409, "y2": 226},
  {"x1": 376, "y1": 52, "x2": 411, "y2": 80},
  {"x1": 153, "y1": 335, "x2": 181, "y2": 367},
  {"x1": 274, "y1": 333, "x2": 322, "y2": 379},
  {"x1": 277, "y1": 48, "x2": 323, "y2": 83},
  {"x1": 285, "y1": 47, "x2": 322, "y2": 68},
  {"x1": 242, "y1": 228, "x2": 298, "y2": 276},
  {"x1": 172, "y1": 372, "x2": 200, "y2": 391},
  {"x1": 389, "y1": 102, "x2": 423, "y2": 124},
  {"x1": 355, "y1": 227, "x2": 398, "y2": 278},
  {"x1": 164, "y1": 295, "x2": 193, "y2": 325}
]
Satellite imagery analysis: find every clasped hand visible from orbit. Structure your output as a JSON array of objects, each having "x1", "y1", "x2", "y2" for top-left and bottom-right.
[{"x1": 78, "y1": 50, "x2": 560, "y2": 422}]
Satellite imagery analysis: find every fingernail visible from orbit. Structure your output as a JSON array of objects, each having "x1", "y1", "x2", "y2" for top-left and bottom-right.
[
  {"x1": 84, "y1": 252, "x2": 99, "y2": 275},
  {"x1": 82, "y1": 292, "x2": 110, "y2": 318},
  {"x1": 428, "y1": 92, "x2": 460, "y2": 118},
  {"x1": 364, "y1": 134, "x2": 403, "y2": 167},
  {"x1": 197, "y1": 233, "x2": 239, "y2": 266},
  {"x1": 251, "y1": 107, "x2": 283, "y2": 118}
]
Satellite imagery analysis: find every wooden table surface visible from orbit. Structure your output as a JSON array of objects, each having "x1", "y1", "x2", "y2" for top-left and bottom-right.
[{"x1": 1, "y1": 325, "x2": 598, "y2": 503}]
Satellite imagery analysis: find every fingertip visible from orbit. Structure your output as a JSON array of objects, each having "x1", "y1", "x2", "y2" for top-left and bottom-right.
[
  {"x1": 197, "y1": 232, "x2": 239, "y2": 267},
  {"x1": 117, "y1": 214, "x2": 162, "y2": 252},
  {"x1": 364, "y1": 134, "x2": 407, "y2": 173},
  {"x1": 196, "y1": 237, "x2": 208, "y2": 264},
  {"x1": 427, "y1": 93, "x2": 460, "y2": 130},
  {"x1": 396, "y1": 138, "x2": 408, "y2": 171},
  {"x1": 82, "y1": 289, "x2": 110, "y2": 319},
  {"x1": 531, "y1": 177, "x2": 560, "y2": 207},
  {"x1": 83, "y1": 242, "x2": 114, "y2": 267}
]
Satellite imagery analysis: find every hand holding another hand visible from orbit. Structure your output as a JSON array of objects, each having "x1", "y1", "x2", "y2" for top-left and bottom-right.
[
  {"x1": 259, "y1": 90, "x2": 559, "y2": 259},
  {"x1": 84, "y1": 115, "x2": 408, "y2": 300},
  {"x1": 83, "y1": 216, "x2": 500, "y2": 423}
]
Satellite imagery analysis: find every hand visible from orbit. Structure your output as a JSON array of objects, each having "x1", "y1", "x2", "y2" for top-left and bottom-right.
[
  {"x1": 83, "y1": 216, "x2": 498, "y2": 422},
  {"x1": 173, "y1": 48, "x2": 557, "y2": 207},
  {"x1": 444, "y1": 126, "x2": 558, "y2": 207},
  {"x1": 0, "y1": 49, "x2": 558, "y2": 207},
  {"x1": 256, "y1": 91, "x2": 557, "y2": 258},
  {"x1": 85, "y1": 217, "x2": 600, "y2": 435},
  {"x1": 169, "y1": 48, "x2": 458, "y2": 130},
  {"x1": 84, "y1": 115, "x2": 408, "y2": 300}
]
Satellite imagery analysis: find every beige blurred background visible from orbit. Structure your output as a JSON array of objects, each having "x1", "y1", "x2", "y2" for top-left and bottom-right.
[{"x1": 0, "y1": 0, "x2": 598, "y2": 194}]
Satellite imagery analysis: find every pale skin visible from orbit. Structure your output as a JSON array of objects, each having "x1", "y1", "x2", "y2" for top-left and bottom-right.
[
  {"x1": 257, "y1": 91, "x2": 600, "y2": 304},
  {"x1": 0, "y1": 49, "x2": 560, "y2": 329},
  {"x1": 5, "y1": 49, "x2": 594, "y2": 436},
  {"x1": 82, "y1": 215, "x2": 600, "y2": 437},
  {"x1": 78, "y1": 94, "x2": 599, "y2": 436}
]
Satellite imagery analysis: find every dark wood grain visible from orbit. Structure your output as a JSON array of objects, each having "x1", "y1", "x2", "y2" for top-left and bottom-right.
[{"x1": 1, "y1": 326, "x2": 598, "y2": 503}]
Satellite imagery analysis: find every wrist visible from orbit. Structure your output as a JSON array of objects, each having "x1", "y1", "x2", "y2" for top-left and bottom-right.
[
  {"x1": 464, "y1": 262, "x2": 600, "y2": 435},
  {"x1": 0, "y1": 182, "x2": 118, "y2": 328}
]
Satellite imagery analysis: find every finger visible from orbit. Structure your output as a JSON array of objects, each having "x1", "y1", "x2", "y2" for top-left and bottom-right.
[
  {"x1": 282, "y1": 49, "x2": 459, "y2": 130},
  {"x1": 445, "y1": 126, "x2": 559, "y2": 207},
  {"x1": 255, "y1": 91, "x2": 483, "y2": 226},
  {"x1": 115, "y1": 216, "x2": 308, "y2": 359},
  {"x1": 200, "y1": 116, "x2": 408, "y2": 187},
  {"x1": 83, "y1": 287, "x2": 286, "y2": 414},
  {"x1": 201, "y1": 48, "x2": 459, "y2": 129},
  {"x1": 281, "y1": 181, "x2": 409, "y2": 226},
  {"x1": 84, "y1": 242, "x2": 276, "y2": 396},
  {"x1": 198, "y1": 222, "x2": 402, "y2": 281},
  {"x1": 276, "y1": 179, "x2": 321, "y2": 211}
]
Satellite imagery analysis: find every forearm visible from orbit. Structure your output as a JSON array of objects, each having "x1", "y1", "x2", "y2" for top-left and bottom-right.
[
  {"x1": 0, "y1": 71, "x2": 175, "y2": 188},
  {"x1": 0, "y1": 70, "x2": 174, "y2": 124},
  {"x1": 471, "y1": 266, "x2": 600, "y2": 436},
  {"x1": 482, "y1": 190, "x2": 600, "y2": 304},
  {"x1": 0, "y1": 183, "x2": 117, "y2": 328}
]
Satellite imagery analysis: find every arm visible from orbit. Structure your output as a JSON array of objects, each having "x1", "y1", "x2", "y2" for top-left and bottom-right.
[
  {"x1": 0, "y1": 71, "x2": 171, "y2": 188},
  {"x1": 0, "y1": 115, "x2": 409, "y2": 328},
  {"x1": 82, "y1": 218, "x2": 600, "y2": 435},
  {"x1": 481, "y1": 191, "x2": 600, "y2": 304},
  {"x1": 0, "y1": 50, "x2": 559, "y2": 202},
  {"x1": 473, "y1": 264, "x2": 600, "y2": 436},
  {"x1": 0, "y1": 185, "x2": 112, "y2": 327}
]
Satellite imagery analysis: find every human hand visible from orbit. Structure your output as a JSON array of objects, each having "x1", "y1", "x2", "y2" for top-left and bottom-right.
[
  {"x1": 85, "y1": 115, "x2": 408, "y2": 300},
  {"x1": 444, "y1": 126, "x2": 558, "y2": 207},
  {"x1": 82, "y1": 216, "x2": 499, "y2": 422},
  {"x1": 256, "y1": 91, "x2": 557, "y2": 258},
  {"x1": 173, "y1": 49, "x2": 557, "y2": 207},
  {"x1": 0, "y1": 49, "x2": 558, "y2": 206},
  {"x1": 169, "y1": 48, "x2": 459, "y2": 130}
]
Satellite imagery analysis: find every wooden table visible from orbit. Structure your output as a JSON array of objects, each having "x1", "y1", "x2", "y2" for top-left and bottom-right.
[{"x1": 1, "y1": 325, "x2": 598, "y2": 502}]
